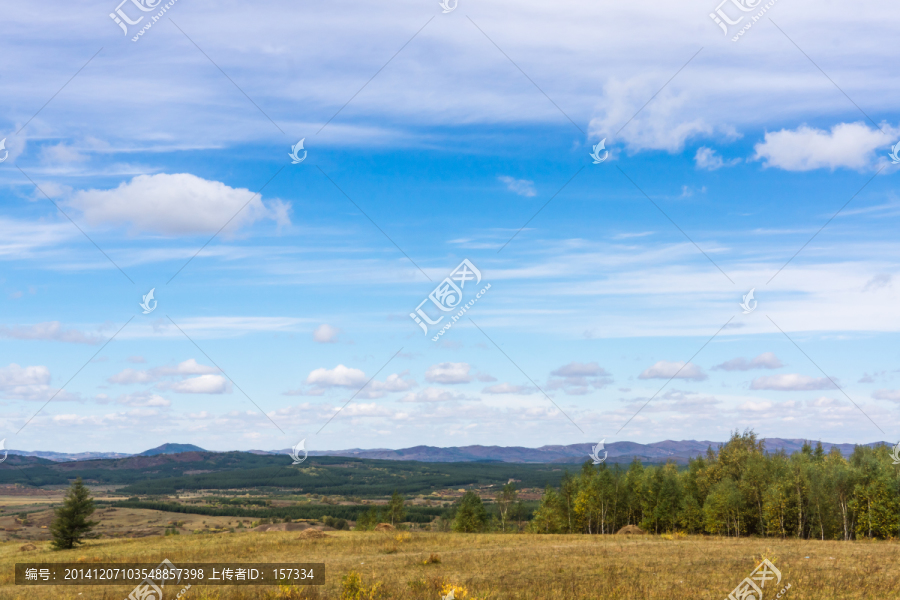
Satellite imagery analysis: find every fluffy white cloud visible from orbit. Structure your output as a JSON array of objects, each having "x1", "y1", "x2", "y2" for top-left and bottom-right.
[
  {"x1": 371, "y1": 372, "x2": 416, "y2": 393},
  {"x1": 69, "y1": 173, "x2": 290, "y2": 235},
  {"x1": 713, "y1": 352, "x2": 783, "y2": 371},
  {"x1": 0, "y1": 363, "x2": 74, "y2": 402},
  {"x1": 750, "y1": 374, "x2": 835, "y2": 391},
  {"x1": 0, "y1": 363, "x2": 50, "y2": 387},
  {"x1": 425, "y1": 362, "x2": 473, "y2": 384},
  {"x1": 158, "y1": 374, "x2": 231, "y2": 394},
  {"x1": 313, "y1": 324, "x2": 339, "y2": 343},
  {"x1": 306, "y1": 365, "x2": 367, "y2": 388},
  {"x1": 498, "y1": 176, "x2": 537, "y2": 197},
  {"x1": 694, "y1": 147, "x2": 740, "y2": 170},
  {"x1": 639, "y1": 360, "x2": 707, "y2": 381},
  {"x1": 0, "y1": 322, "x2": 101, "y2": 345},
  {"x1": 753, "y1": 122, "x2": 897, "y2": 171}
]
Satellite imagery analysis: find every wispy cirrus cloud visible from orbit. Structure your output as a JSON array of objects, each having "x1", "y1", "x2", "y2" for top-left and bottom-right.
[
  {"x1": 498, "y1": 176, "x2": 537, "y2": 197},
  {"x1": 0, "y1": 322, "x2": 102, "y2": 345}
]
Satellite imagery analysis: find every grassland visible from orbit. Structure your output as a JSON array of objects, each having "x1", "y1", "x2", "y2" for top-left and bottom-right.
[{"x1": 1, "y1": 530, "x2": 898, "y2": 599}]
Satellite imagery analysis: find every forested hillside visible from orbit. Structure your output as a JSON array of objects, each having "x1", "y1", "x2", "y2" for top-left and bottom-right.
[{"x1": 529, "y1": 430, "x2": 899, "y2": 540}]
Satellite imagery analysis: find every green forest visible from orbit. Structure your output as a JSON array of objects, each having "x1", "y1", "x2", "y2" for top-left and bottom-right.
[
  {"x1": 0, "y1": 452, "x2": 571, "y2": 497},
  {"x1": 529, "y1": 430, "x2": 900, "y2": 540}
]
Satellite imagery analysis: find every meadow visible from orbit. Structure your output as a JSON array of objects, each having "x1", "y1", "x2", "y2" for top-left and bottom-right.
[{"x1": 1, "y1": 529, "x2": 898, "y2": 600}]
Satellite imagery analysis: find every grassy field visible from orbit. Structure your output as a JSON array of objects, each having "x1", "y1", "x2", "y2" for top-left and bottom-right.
[{"x1": 1, "y1": 530, "x2": 898, "y2": 600}]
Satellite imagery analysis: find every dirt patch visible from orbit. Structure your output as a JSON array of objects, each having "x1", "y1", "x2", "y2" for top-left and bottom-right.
[{"x1": 616, "y1": 525, "x2": 646, "y2": 535}]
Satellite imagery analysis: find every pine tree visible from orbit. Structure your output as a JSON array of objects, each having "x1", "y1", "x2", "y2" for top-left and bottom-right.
[
  {"x1": 452, "y1": 491, "x2": 488, "y2": 533},
  {"x1": 50, "y1": 478, "x2": 99, "y2": 550}
]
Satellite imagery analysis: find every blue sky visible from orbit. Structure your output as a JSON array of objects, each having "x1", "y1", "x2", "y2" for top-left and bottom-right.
[{"x1": 1, "y1": 0, "x2": 899, "y2": 454}]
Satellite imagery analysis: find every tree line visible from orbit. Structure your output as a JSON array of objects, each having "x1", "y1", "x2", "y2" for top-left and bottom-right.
[{"x1": 527, "y1": 430, "x2": 899, "y2": 539}]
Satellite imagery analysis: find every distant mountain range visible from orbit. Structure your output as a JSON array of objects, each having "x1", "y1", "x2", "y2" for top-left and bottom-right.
[{"x1": 8, "y1": 439, "x2": 892, "y2": 464}]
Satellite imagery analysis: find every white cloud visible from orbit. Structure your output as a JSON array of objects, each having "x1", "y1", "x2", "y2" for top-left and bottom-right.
[
  {"x1": 116, "y1": 392, "x2": 171, "y2": 407},
  {"x1": 639, "y1": 360, "x2": 707, "y2": 381},
  {"x1": 713, "y1": 352, "x2": 783, "y2": 371},
  {"x1": 612, "y1": 231, "x2": 654, "y2": 240},
  {"x1": 158, "y1": 374, "x2": 231, "y2": 394},
  {"x1": 306, "y1": 364, "x2": 367, "y2": 388},
  {"x1": 872, "y1": 389, "x2": 900, "y2": 402},
  {"x1": 425, "y1": 362, "x2": 473, "y2": 384},
  {"x1": 551, "y1": 362, "x2": 609, "y2": 378},
  {"x1": 483, "y1": 383, "x2": 534, "y2": 395},
  {"x1": 753, "y1": 122, "x2": 897, "y2": 171},
  {"x1": 399, "y1": 387, "x2": 471, "y2": 403},
  {"x1": 0, "y1": 363, "x2": 51, "y2": 387},
  {"x1": 694, "y1": 147, "x2": 740, "y2": 170},
  {"x1": 0, "y1": 363, "x2": 74, "y2": 402},
  {"x1": 337, "y1": 403, "x2": 395, "y2": 418},
  {"x1": 498, "y1": 176, "x2": 537, "y2": 197},
  {"x1": 108, "y1": 368, "x2": 156, "y2": 385},
  {"x1": 589, "y1": 77, "x2": 715, "y2": 152},
  {"x1": 547, "y1": 361, "x2": 612, "y2": 395},
  {"x1": 809, "y1": 396, "x2": 842, "y2": 408},
  {"x1": 357, "y1": 371, "x2": 418, "y2": 399},
  {"x1": 863, "y1": 274, "x2": 892, "y2": 291},
  {"x1": 0, "y1": 322, "x2": 102, "y2": 345},
  {"x1": 371, "y1": 372, "x2": 416, "y2": 393},
  {"x1": 737, "y1": 400, "x2": 774, "y2": 412},
  {"x1": 750, "y1": 374, "x2": 835, "y2": 391},
  {"x1": 108, "y1": 359, "x2": 219, "y2": 384},
  {"x1": 313, "y1": 324, "x2": 339, "y2": 343},
  {"x1": 68, "y1": 173, "x2": 291, "y2": 235}
]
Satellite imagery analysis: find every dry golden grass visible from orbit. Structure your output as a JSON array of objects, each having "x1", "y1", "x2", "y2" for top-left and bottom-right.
[{"x1": 0, "y1": 530, "x2": 897, "y2": 599}]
